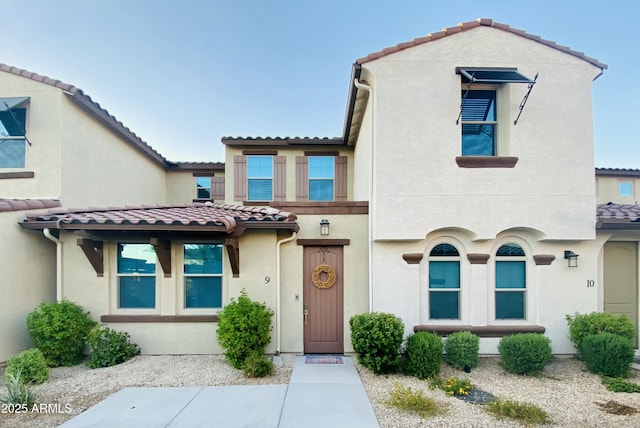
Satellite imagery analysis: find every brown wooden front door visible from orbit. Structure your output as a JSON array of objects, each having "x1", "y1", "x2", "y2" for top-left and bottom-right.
[
  {"x1": 604, "y1": 241, "x2": 638, "y2": 346},
  {"x1": 303, "y1": 245, "x2": 344, "y2": 354}
]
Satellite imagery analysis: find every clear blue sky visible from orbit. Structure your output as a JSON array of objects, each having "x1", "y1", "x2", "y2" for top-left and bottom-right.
[{"x1": 2, "y1": 0, "x2": 638, "y2": 168}]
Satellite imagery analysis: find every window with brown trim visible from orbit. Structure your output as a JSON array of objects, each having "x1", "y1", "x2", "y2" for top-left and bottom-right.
[
  {"x1": 234, "y1": 155, "x2": 285, "y2": 202},
  {"x1": 296, "y1": 156, "x2": 347, "y2": 201}
]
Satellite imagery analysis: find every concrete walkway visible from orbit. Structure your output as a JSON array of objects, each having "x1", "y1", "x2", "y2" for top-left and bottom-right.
[{"x1": 60, "y1": 355, "x2": 379, "y2": 428}]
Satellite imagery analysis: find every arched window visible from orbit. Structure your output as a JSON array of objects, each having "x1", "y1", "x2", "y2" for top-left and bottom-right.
[
  {"x1": 429, "y1": 243, "x2": 460, "y2": 319},
  {"x1": 495, "y1": 243, "x2": 526, "y2": 319}
]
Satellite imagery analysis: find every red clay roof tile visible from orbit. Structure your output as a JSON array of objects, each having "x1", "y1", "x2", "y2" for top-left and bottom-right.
[{"x1": 0, "y1": 198, "x2": 61, "y2": 213}]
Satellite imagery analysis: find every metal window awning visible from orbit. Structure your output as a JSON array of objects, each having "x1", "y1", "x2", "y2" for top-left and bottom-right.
[
  {"x1": 456, "y1": 68, "x2": 535, "y2": 84},
  {"x1": 0, "y1": 97, "x2": 29, "y2": 111},
  {"x1": 455, "y1": 68, "x2": 537, "y2": 125}
]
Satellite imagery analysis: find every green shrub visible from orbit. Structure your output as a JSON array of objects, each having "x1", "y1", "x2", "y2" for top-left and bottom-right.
[
  {"x1": 498, "y1": 333, "x2": 551, "y2": 375},
  {"x1": 0, "y1": 371, "x2": 38, "y2": 407},
  {"x1": 566, "y1": 312, "x2": 635, "y2": 358},
  {"x1": 385, "y1": 382, "x2": 446, "y2": 418},
  {"x1": 403, "y1": 332, "x2": 443, "y2": 379},
  {"x1": 26, "y1": 300, "x2": 96, "y2": 367},
  {"x1": 349, "y1": 312, "x2": 404, "y2": 374},
  {"x1": 216, "y1": 289, "x2": 274, "y2": 369},
  {"x1": 4, "y1": 348, "x2": 49, "y2": 384},
  {"x1": 484, "y1": 399, "x2": 551, "y2": 425},
  {"x1": 581, "y1": 333, "x2": 634, "y2": 377},
  {"x1": 243, "y1": 352, "x2": 274, "y2": 378},
  {"x1": 444, "y1": 331, "x2": 479, "y2": 370},
  {"x1": 86, "y1": 325, "x2": 140, "y2": 369},
  {"x1": 602, "y1": 376, "x2": 640, "y2": 393},
  {"x1": 430, "y1": 376, "x2": 473, "y2": 397}
]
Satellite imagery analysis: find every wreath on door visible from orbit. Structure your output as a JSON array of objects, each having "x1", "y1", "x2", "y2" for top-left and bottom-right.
[{"x1": 312, "y1": 263, "x2": 336, "y2": 289}]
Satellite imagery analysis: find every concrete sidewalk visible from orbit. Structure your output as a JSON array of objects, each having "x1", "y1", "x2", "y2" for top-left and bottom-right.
[{"x1": 59, "y1": 355, "x2": 379, "y2": 428}]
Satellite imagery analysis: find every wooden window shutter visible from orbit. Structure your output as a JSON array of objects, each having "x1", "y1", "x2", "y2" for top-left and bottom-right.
[
  {"x1": 335, "y1": 156, "x2": 348, "y2": 201},
  {"x1": 273, "y1": 156, "x2": 286, "y2": 201},
  {"x1": 296, "y1": 156, "x2": 309, "y2": 201},
  {"x1": 211, "y1": 176, "x2": 225, "y2": 201},
  {"x1": 234, "y1": 156, "x2": 247, "y2": 201}
]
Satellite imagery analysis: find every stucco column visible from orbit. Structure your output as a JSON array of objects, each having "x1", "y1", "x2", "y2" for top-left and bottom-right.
[{"x1": 467, "y1": 254, "x2": 490, "y2": 326}]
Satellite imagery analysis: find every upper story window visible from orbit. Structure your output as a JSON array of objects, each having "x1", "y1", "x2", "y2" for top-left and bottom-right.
[
  {"x1": 619, "y1": 181, "x2": 633, "y2": 197},
  {"x1": 428, "y1": 243, "x2": 460, "y2": 320},
  {"x1": 117, "y1": 243, "x2": 157, "y2": 309},
  {"x1": 196, "y1": 177, "x2": 211, "y2": 199},
  {"x1": 247, "y1": 155, "x2": 273, "y2": 201},
  {"x1": 183, "y1": 244, "x2": 223, "y2": 309},
  {"x1": 308, "y1": 156, "x2": 335, "y2": 201},
  {"x1": 0, "y1": 100, "x2": 27, "y2": 168},
  {"x1": 461, "y1": 90, "x2": 496, "y2": 156},
  {"x1": 495, "y1": 243, "x2": 526, "y2": 320}
]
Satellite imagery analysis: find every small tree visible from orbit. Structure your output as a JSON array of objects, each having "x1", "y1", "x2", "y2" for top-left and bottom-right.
[{"x1": 216, "y1": 289, "x2": 274, "y2": 369}]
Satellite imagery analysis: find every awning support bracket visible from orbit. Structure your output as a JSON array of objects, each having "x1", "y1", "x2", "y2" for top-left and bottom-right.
[
  {"x1": 513, "y1": 72, "x2": 538, "y2": 125},
  {"x1": 77, "y1": 239, "x2": 104, "y2": 277},
  {"x1": 456, "y1": 74, "x2": 475, "y2": 125},
  {"x1": 225, "y1": 238, "x2": 240, "y2": 278},
  {"x1": 150, "y1": 238, "x2": 172, "y2": 278}
]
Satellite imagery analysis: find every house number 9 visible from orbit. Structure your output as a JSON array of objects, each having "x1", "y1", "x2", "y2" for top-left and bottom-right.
[{"x1": 586, "y1": 280, "x2": 595, "y2": 288}]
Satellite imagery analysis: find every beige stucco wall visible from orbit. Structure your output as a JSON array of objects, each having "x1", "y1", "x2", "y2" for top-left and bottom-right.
[
  {"x1": 358, "y1": 27, "x2": 602, "y2": 241},
  {"x1": 165, "y1": 170, "x2": 225, "y2": 204},
  {"x1": 371, "y1": 228, "x2": 612, "y2": 354},
  {"x1": 0, "y1": 213, "x2": 56, "y2": 363},
  {"x1": 596, "y1": 175, "x2": 640, "y2": 205}
]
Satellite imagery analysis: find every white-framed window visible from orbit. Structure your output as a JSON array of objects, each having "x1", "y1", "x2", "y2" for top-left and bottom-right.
[
  {"x1": 308, "y1": 156, "x2": 335, "y2": 201},
  {"x1": 495, "y1": 243, "x2": 526, "y2": 320},
  {"x1": 0, "y1": 105, "x2": 27, "y2": 168},
  {"x1": 183, "y1": 244, "x2": 223, "y2": 309},
  {"x1": 247, "y1": 156, "x2": 273, "y2": 201},
  {"x1": 116, "y1": 243, "x2": 157, "y2": 309},
  {"x1": 619, "y1": 180, "x2": 633, "y2": 197},
  {"x1": 428, "y1": 243, "x2": 460, "y2": 319}
]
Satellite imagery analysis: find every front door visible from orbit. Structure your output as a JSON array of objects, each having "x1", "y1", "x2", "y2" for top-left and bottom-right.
[
  {"x1": 303, "y1": 246, "x2": 344, "y2": 354},
  {"x1": 604, "y1": 241, "x2": 638, "y2": 346}
]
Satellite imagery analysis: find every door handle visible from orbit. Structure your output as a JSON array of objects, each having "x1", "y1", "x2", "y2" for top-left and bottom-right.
[{"x1": 303, "y1": 305, "x2": 309, "y2": 325}]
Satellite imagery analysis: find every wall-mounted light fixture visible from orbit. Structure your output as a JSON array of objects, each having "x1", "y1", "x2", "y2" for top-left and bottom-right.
[
  {"x1": 320, "y1": 219, "x2": 330, "y2": 236},
  {"x1": 564, "y1": 250, "x2": 579, "y2": 268}
]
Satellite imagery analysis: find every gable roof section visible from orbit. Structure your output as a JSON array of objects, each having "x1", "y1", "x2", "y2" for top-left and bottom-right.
[
  {"x1": 595, "y1": 168, "x2": 640, "y2": 178},
  {"x1": 0, "y1": 63, "x2": 169, "y2": 167},
  {"x1": 19, "y1": 203, "x2": 298, "y2": 233},
  {"x1": 597, "y1": 203, "x2": 640, "y2": 229},
  {"x1": 222, "y1": 137, "x2": 343, "y2": 147},
  {"x1": 356, "y1": 18, "x2": 607, "y2": 70}
]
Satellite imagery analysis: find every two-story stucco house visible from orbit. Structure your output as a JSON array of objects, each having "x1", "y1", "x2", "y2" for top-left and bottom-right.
[{"x1": 2, "y1": 19, "x2": 639, "y2": 364}]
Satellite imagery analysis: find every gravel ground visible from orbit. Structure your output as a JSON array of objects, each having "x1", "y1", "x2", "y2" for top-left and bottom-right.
[{"x1": 1, "y1": 355, "x2": 639, "y2": 427}]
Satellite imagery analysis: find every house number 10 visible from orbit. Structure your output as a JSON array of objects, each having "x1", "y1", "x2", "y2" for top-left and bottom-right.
[{"x1": 586, "y1": 280, "x2": 595, "y2": 288}]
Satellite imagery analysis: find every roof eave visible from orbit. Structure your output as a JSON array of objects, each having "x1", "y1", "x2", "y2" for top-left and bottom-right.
[{"x1": 341, "y1": 64, "x2": 362, "y2": 145}]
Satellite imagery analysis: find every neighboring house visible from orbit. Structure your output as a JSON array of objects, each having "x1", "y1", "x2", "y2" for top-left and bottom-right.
[
  {"x1": 596, "y1": 168, "x2": 640, "y2": 205},
  {"x1": 2, "y1": 19, "x2": 639, "y2": 363}
]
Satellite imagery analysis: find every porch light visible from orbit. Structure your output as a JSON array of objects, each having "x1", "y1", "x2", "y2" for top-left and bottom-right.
[
  {"x1": 564, "y1": 250, "x2": 579, "y2": 268},
  {"x1": 320, "y1": 219, "x2": 330, "y2": 236}
]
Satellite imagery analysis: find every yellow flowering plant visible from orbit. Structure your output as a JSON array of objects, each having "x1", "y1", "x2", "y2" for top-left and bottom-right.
[{"x1": 430, "y1": 376, "x2": 473, "y2": 397}]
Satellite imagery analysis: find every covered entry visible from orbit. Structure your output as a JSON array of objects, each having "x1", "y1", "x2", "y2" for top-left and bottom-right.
[
  {"x1": 301, "y1": 243, "x2": 345, "y2": 354},
  {"x1": 603, "y1": 241, "x2": 638, "y2": 346}
]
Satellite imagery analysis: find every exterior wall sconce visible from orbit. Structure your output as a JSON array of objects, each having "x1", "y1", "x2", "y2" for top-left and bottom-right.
[
  {"x1": 564, "y1": 250, "x2": 579, "y2": 268},
  {"x1": 320, "y1": 219, "x2": 330, "y2": 236}
]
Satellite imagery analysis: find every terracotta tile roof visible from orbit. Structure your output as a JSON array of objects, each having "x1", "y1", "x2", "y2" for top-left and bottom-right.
[
  {"x1": 222, "y1": 137, "x2": 343, "y2": 146},
  {"x1": 597, "y1": 203, "x2": 640, "y2": 229},
  {"x1": 20, "y1": 203, "x2": 298, "y2": 233},
  {"x1": 356, "y1": 18, "x2": 607, "y2": 70},
  {"x1": 0, "y1": 63, "x2": 168, "y2": 167},
  {"x1": 167, "y1": 161, "x2": 225, "y2": 171},
  {"x1": 595, "y1": 168, "x2": 640, "y2": 178},
  {"x1": 0, "y1": 198, "x2": 61, "y2": 213}
]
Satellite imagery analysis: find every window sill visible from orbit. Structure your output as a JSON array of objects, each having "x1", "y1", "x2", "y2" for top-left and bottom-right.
[
  {"x1": 101, "y1": 314, "x2": 218, "y2": 323},
  {"x1": 414, "y1": 324, "x2": 544, "y2": 337},
  {"x1": 455, "y1": 156, "x2": 518, "y2": 168},
  {"x1": 0, "y1": 171, "x2": 34, "y2": 179}
]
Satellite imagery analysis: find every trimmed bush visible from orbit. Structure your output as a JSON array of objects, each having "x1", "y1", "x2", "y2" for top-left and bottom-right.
[
  {"x1": 403, "y1": 332, "x2": 443, "y2": 379},
  {"x1": 581, "y1": 333, "x2": 634, "y2": 377},
  {"x1": 498, "y1": 333, "x2": 551, "y2": 375},
  {"x1": 216, "y1": 289, "x2": 274, "y2": 369},
  {"x1": 444, "y1": 331, "x2": 479, "y2": 370},
  {"x1": 349, "y1": 312, "x2": 404, "y2": 374},
  {"x1": 243, "y1": 352, "x2": 274, "y2": 378},
  {"x1": 5, "y1": 349, "x2": 49, "y2": 384},
  {"x1": 566, "y1": 312, "x2": 635, "y2": 358},
  {"x1": 86, "y1": 325, "x2": 140, "y2": 369},
  {"x1": 26, "y1": 300, "x2": 96, "y2": 367}
]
